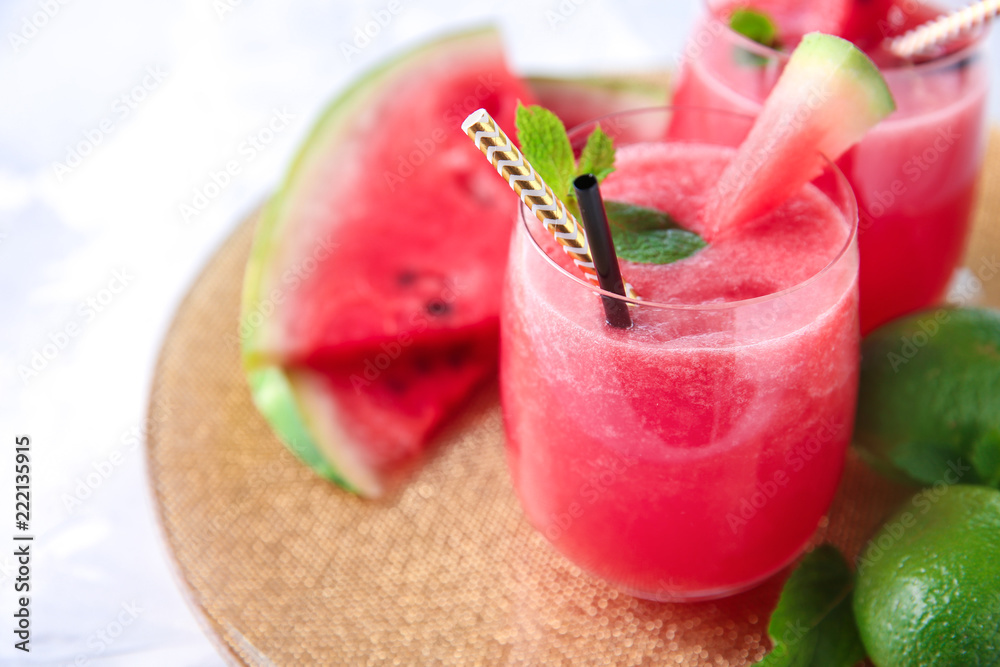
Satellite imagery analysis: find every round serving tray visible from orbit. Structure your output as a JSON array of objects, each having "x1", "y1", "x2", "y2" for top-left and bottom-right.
[{"x1": 146, "y1": 131, "x2": 1000, "y2": 666}]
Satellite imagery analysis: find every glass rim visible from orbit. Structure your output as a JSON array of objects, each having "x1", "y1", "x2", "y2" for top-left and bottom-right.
[
  {"x1": 700, "y1": 0, "x2": 990, "y2": 74},
  {"x1": 519, "y1": 105, "x2": 859, "y2": 312}
]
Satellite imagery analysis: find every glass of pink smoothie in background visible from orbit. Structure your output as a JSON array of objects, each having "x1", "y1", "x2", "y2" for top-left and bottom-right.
[
  {"x1": 671, "y1": 0, "x2": 990, "y2": 333},
  {"x1": 501, "y1": 108, "x2": 860, "y2": 601}
]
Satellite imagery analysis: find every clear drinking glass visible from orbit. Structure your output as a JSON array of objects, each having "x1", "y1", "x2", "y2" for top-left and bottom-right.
[
  {"x1": 500, "y1": 107, "x2": 860, "y2": 601},
  {"x1": 671, "y1": 0, "x2": 991, "y2": 332}
]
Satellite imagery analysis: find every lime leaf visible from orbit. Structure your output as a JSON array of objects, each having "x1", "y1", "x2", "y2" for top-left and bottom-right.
[
  {"x1": 605, "y1": 200, "x2": 706, "y2": 265},
  {"x1": 730, "y1": 8, "x2": 778, "y2": 47},
  {"x1": 757, "y1": 545, "x2": 865, "y2": 667},
  {"x1": 577, "y1": 123, "x2": 616, "y2": 183},
  {"x1": 515, "y1": 102, "x2": 575, "y2": 199}
]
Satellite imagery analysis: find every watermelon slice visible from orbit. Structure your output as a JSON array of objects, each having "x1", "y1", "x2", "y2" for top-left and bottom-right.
[
  {"x1": 249, "y1": 336, "x2": 496, "y2": 498},
  {"x1": 243, "y1": 27, "x2": 532, "y2": 368},
  {"x1": 706, "y1": 33, "x2": 895, "y2": 239},
  {"x1": 242, "y1": 28, "x2": 532, "y2": 497},
  {"x1": 709, "y1": 0, "x2": 852, "y2": 44}
]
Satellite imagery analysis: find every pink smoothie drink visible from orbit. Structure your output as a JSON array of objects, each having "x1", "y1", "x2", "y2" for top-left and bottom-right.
[
  {"x1": 501, "y1": 111, "x2": 860, "y2": 600},
  {"x1": 671, "y1": 0, "x2": 989, "y2": 332}
]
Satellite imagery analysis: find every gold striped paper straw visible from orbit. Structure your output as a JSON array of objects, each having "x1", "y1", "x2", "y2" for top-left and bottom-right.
[
  {"x1": 888, "y1": 0, "x2": 998, "y2": 59},
  {"x1": 461, "y1": 108, "x2": 638, "y2": 300}
]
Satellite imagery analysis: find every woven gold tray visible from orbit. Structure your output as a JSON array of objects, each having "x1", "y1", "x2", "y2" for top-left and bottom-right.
[{"x1": 146, "y1": 131, "x2": 999, "y2": 666}]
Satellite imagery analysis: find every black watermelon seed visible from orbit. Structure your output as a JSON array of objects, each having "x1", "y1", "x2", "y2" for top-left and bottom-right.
[{"x1": 426, "y1": 300, "x2": 451, "y2": 317}]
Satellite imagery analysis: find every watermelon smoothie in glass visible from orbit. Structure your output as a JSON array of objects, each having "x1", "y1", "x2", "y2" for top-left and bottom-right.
[
  {"x1": 500, "y1": 108, "x2": 860, "y2": 601},
  {"x1": 671, "y1": 0, "x2": 990, "y2": 332}
]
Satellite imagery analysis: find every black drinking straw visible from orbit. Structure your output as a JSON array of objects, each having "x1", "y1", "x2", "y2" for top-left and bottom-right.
[{"x1": 573, "y1": 174, "x2": 632, "y2": 329}]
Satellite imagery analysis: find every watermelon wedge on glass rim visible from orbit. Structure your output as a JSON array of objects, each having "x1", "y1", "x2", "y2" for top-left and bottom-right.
[{"x1": 241, "y1": 27, "x2": 533, "y2": 497}]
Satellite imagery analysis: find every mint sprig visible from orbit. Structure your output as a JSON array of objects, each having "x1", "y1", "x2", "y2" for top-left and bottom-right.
[
  {"x1": 514, "y1": 103, "x2": 705, "y2": 266},
  {"x1": 757, "y1": 545, "x2": 866, "y2": 667},
  {"x1": 730, "y1": 8, "x2": 778, "y2": 48}
]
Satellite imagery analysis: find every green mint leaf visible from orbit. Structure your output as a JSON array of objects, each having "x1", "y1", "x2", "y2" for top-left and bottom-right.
[
  {"x1": 604, "y1": 200, "x2": 706, "y2": 265},
  {"x1": 577, "y1": 124, "x2": 615, "y2": 183},
  {"x1": 757, "y1": 545, "x2": 866, "y2": 667},
  {"x1": 515, "y1": 102, "x2": 576, "y2": 199},
  {"x1": 605, "y1": 201, "x2": 682, "y2": 232},
  {"x1": 730, "y1": 8, "x2": 778, "y2": 47}
]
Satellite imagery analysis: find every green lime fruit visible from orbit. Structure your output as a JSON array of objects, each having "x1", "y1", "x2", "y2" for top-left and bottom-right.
[
  {"x1": 854, "y1": 307, "x2": 1000, "y2": 488},
  {"x1": 854, "y1": 485, "x2": 1000, "y2": 666}
]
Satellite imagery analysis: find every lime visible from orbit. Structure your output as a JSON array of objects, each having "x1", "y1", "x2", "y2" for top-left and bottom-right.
[
  {"x1": 854, "y1": 485, "x2": 1000, "y2": 666},
  {"x1": 854, "y1": 307, "x2": 1000, "y2": 488}
]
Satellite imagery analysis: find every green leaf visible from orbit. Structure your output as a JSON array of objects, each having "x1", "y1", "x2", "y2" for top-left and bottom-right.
[
  {"x1": 605, "y1": 201, "x2": 683, "y2": 232},
  {"x1": 515, "y1": 102, "x2": 576, "y2": 199},
  {"x1": 887, "y1": 439, "x2": 969, "y2": 487},
  {"x1": 757, "y1": 545, "x2": 866, "y2": 667},
  {"x1": 604, "y1": 200, "x2": 706, "y2": 265},
  {"x1": 971, "y1": 430, "x2": 1000, "y2": 487},
  {"x1": 577, "y1": 124, "x2": 616, "y2": 183},
  {"x1": 730, "y1": 8, "x2": 778, "y2": 47}
]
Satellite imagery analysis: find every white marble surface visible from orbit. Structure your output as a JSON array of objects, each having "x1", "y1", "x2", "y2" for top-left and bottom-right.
[{"x1": 0, "y1": 1, "x2": 997, "y2": 665}]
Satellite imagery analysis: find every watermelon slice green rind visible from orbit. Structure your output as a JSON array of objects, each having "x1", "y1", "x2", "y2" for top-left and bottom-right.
[
  {"x1": 708, "y1": 32, "x2": 895, "y2": 238},
  {"x1": 247, "y1": 366, "x2": 368, "y2": 495}
]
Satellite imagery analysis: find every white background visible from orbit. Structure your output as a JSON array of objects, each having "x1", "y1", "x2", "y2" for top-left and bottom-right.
[{"x1": 1, "y1": 1, "x2": 998, "y2": 665}]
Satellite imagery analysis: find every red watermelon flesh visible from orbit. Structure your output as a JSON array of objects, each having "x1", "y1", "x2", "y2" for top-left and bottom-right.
[
  {"x1": 244, "y1": 28, "x2": 533, "y2": 369},
  {"x1": 298, "y1": 334, "x2": 498, "y2": 482}
]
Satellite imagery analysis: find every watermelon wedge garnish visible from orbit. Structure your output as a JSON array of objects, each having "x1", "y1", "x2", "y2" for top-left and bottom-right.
[
  {"x1": 242, "y1": 28, "x2": 532, "y2": 497},
  {"x1": 709, "y1": 0, "x2": 852, "y2": 44},
  {"x1": 705, "y1": 32, "x2": 896, "y2": 239}
]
